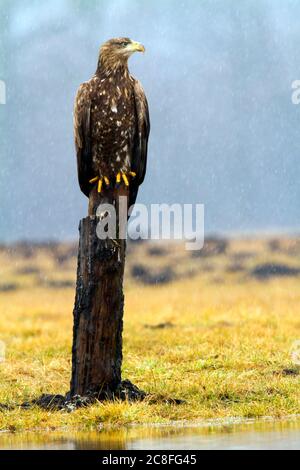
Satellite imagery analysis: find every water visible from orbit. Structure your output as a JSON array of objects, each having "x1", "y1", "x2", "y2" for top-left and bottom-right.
[{"x1": 0, "y1": 416, "x2": 299, "y2": 450}]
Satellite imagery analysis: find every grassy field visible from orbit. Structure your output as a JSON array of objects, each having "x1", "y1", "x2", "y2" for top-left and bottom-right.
[{"x1": 0, "y1": 237, "x2": 299, "y2": 432}]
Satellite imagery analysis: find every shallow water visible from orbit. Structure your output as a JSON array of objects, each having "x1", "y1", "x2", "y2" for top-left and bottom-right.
[{"x1": 0, "y1": 417, "x2": 299, "y2": 450}]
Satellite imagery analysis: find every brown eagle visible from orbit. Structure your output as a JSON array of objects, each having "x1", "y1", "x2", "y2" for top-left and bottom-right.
[{"x1": 73, "y1": 37, "x2": 150, "y2": 210}]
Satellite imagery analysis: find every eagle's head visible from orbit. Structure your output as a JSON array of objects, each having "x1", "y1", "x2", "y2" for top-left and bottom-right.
[{"x1": 98, "y1": 37, "x2": 145, "y2": 72}]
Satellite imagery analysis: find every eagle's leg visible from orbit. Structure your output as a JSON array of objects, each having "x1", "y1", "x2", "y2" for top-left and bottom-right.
[
  {"x1": 115, "y1": 171, "x2": 136, "y2": 188},
  {"x1": 89, "y1": 171, "x2": 136, "y2": 194},
  {"x1": 89, "y1": 175, "x2": 111, "y2": 193}
]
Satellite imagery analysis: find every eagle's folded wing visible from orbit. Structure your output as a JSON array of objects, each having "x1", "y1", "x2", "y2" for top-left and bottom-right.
[
  {"x1": 74, "y1": 82, "x2": 92, "y2": 197},
  {"x1": 130, "y1": 79, "x2": 150, "y2": 208}
]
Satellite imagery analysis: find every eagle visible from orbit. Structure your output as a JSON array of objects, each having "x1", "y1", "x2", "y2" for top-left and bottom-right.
[{"x1": 73, "y1": 37, "x2": 150, "y2": 212}]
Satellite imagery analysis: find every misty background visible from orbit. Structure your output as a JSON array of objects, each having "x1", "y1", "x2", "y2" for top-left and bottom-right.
[{"x1": 0, "y1": 0, "x2": 299, "y2": 242}]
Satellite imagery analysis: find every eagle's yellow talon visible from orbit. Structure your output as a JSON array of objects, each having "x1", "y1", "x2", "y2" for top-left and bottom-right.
[
  {"x1": 115, "y1": 171, "x2": 136, "y2": 188},
  {"x1": 97, "y1": 178, "x2": 103, "y2": 193},
  {"x1": 89, "y1": 176, "x2": 99, "y2": 184},
  {"x1": 122, "y1": 173, "x2": 129, "y2": 186},
  {"x1": 91, "y1": 171, "x2": 134, "y2": 190}
]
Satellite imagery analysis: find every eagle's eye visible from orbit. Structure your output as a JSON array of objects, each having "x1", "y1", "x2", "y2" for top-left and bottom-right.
[{"x1": 120, "y1": 41, "x2": 129, "y2": 47}]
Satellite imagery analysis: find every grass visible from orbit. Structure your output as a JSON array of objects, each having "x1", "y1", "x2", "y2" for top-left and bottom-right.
[{"x1": 0, "y1": 238, "x2": 299, "y2": 432}]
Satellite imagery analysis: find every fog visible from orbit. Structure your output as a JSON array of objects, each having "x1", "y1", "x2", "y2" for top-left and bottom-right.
[{"x1": 0, "y1": 0, "x2": 300, "y2": 241}]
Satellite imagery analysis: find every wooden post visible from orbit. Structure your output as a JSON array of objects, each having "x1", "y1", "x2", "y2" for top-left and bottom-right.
[{"x1": 70, "y1": 186, "x2": 127, "y2": 397}]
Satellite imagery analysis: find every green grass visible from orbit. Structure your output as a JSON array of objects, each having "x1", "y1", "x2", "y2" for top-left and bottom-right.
[{"x1": 0, "y1": 238, "x2": 299, "y2": 432}]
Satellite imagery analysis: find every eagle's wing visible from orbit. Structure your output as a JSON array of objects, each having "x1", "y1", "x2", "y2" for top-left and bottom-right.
[
  {"x1": 73, "y1": 82, "x2": 92, "y2": 197},
  {"x1": 130, "y1": 79, "x2": 150, "y2": 209}
]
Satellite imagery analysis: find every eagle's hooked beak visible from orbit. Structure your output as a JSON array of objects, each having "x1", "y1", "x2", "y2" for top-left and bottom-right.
[{"x1": 128, "y1": 41, "x2": 145, "y2": 53}]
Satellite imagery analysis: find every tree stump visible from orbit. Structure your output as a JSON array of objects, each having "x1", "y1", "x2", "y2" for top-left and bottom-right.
[{"x1": 70, "y1": 186, "x2": 127, "y2": 397}]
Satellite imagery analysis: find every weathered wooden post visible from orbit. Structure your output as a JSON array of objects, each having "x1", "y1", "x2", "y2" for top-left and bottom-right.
[{"x1": 70, "y1": 186, "x2": 128, "y2": 397}]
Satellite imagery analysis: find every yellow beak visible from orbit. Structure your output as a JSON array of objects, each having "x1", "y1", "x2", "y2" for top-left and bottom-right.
[{"x1": 129, "y1": 41, "x2": 145, "y2": 53}]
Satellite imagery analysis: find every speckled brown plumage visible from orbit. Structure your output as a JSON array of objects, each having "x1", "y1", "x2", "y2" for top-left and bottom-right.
[{"x1": 74, "y1": 37, "x2": 150, "y2": 209}]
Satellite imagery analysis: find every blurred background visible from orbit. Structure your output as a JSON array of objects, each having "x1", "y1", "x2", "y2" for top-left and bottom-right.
[{"x1": 0, "y1": 0, "x2": 300, "y2": 242}]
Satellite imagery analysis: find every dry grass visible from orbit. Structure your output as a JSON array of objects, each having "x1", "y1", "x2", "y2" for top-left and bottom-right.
[{"x1": 0, "y1": 237, "x2": 299, "y2": 432}]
